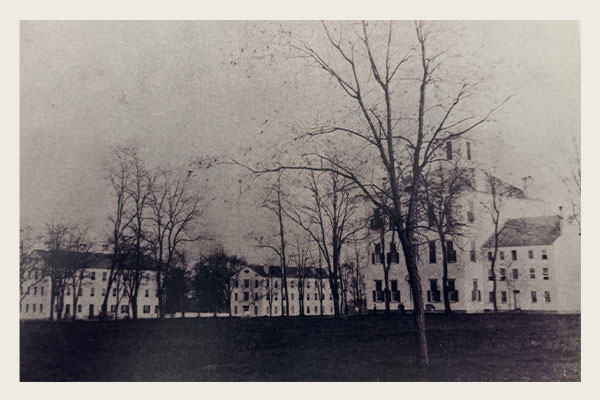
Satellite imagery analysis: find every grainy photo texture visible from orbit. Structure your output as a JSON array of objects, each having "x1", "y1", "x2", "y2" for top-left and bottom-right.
[{"x1": 20, "y1": 20, "x2": 580, "y2": 381}]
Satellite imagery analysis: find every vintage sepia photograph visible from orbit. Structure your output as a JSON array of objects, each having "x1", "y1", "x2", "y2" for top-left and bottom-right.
[{"x1": 19, "y1": 20, "x2": 580, "y2": 382}]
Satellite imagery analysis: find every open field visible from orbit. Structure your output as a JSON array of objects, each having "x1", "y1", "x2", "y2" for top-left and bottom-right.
[{"x1": 20, "y1": 313, "x2": 580, "y2": 381}]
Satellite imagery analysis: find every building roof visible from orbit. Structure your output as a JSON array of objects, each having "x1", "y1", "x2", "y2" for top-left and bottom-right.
[
  {"x1": 34, "y1": 250, "x2": 156, "y2": 271},
  {"x1": 239, "y1": 264, "x2": 329, "y2": 279},
  {"x1": 483, "y1": 216, "x2": 561, "y2": 248}
]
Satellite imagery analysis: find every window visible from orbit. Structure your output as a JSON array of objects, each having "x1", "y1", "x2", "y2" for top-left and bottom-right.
[
  {"x1": 499, "y1": 251, "x2": 505, "y2": 260},
  {"x1": 26, "y1": 304, "x2": 29, "y2": 312},
  {"x1": 291, "y1": 281, "x2": 295, "y2": 288},
  {"x1": 488, "y1": 291, "x2": 494, "y2": 302},
  {"x1": 255, "y1": 280, "x2": 258, "y2": 288},
  {"x1": 542, "y1": 250, "x2": 548, "y2": 260},
  {"x1": 111, "y1": 305, "x2": 116, "y2": 313},
  {"x1": 102, "y1": 272, "x2": 107, "y2": 281},
  {"x1": 511, "y1": 250, "x2": 517, "y2": 261},
  {"x1": 90, "y1": 287, "x2": 95, "y2": 297},
  {"x1": 155, "y1": 306, "x2": 159, "y2": 314},
  {"x1": 33, "y1": 304, "x2": 36, "y2": 312},
  {"x1": 266, "y1": 293, "x2": 270, "y2": 301},
  {"x1": 143, "y1": 305, "x2": 150, "y2": 314},
  {"x1": 543, "y1": 268, "x2": 549, "y2": 280},
  {"x1": 528, "y1": 250, "x2": 534, "y2": 259},
  {"x1": 243, "y1": 305, "x2": 249, "y2": 312},
  {"x1": 529, "y1": 268, "x2": 536, "y2": 279},
  {"x1": 233, "y1": 280, "x2": 238, "y2": 288},
  {"x1": 78, "y1": 304, "x2": 82, "y2": 313},
  {"x1": 446, "y1": 141, "x2": 453, "y2": 160},
  {"x1": 306, "y1": 306, "x2": 310, "y2": 314},
  {"x1": 429, "y1": 241, "x2": 436, "y2": 263},
  {"x1": 314, "y1": 293, "x2": 318, "y2": 301},
  {"x1": 121, "y1": 305, "x2": 129, "y2": 313},
  {"x1": 291, "y1": 293, "x2": 294, "y2": 300},
  {"x1": 512, "y1": 269, "x2": 519, "y2": 280},
  {"x1": 91, "y1": 271, "x2": 95, "y2": 280},
  {"x1": 34, "y1": 287, "x2": 37, "y2": 296},
  {"x1": 78, "y1": 288, "x2": 82, "y2": 296},
  {"x1": 487, "y1": 251, "x2": 493, "y2": 261},
  {"x1": 145, "y1": 289, "x2": 149, "y2": 297},
  {"x1": 112, "y1": 288, "x2": 117, "y2": 297},
  {"x1": 329, "y1": 294, "x2": 332, "y2": 301},
  {"x1": 467, "y1": 249, "x2": 475, "y2": 263},
  {"x1": 427, "y1": 205, "x2": 435, "y2": 228},
  {"x1": 275, "y1": 307, "x2": 278, "y2": 313},
  {"x1": 40, "y1": 304, "x2": 43, "y2": 313},
  {"x1": 274, "y1": 295, "x2": 278, "y2": 301},
  {"x1": 41, "y1": 287, "x2": 44, "y2": 296},
  {"x1": 466, "y1": 142, "x2": 471, "y2": 160},
  {"x1": 307, "y1": 281, "x2": 311, "y2": 289},
  {"x1": 544, "y1": 291, "x2": 551, "y2": 303},
  {"x1": 243, "y1": 292, "x2": 249, "y2": 301},
  {"x1": 499, "y1": 268, "x2": 506, "y2": 281},
  {"x1": 275, "y1": 281, "x2": 279, "y2": 288},
  {"x1": 234, "y1": 292, "x2": 238, "y2": 301},
  {"x1": 314, "y1": 306, "x2": 318, "y2": 314},
  {"x1": 531, "y1": 291, "x2": 537, "y2": 303},
  {"x1": 254, "y1": 293, "x2": 258, "y2": 301},
  {"x1": 234, "y1": 306, "x2": 238, "y2": 314},
  {"x1": 34, "y1": 271, "x2": 39, "y2": 280},
  {"x1": 501, "y1": 291, "x2": 507, "y2": 303},
  {"x1": 102, "y1": 288, "x2": 106, "y2": 296},
  {"x1": 244, "y1": 279, "x2": 249, "y2": 288},
  {"x1": 375, "y1": 280, "x2": 383, "y2": 291},
  {"x1": 446, "y1": 241, "x2": 456, "y2": 263}
]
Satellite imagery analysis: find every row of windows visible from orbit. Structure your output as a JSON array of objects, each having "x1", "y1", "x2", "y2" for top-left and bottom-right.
[
  {"x1": 62, "y1": 287, "x2": 158, "y2": 298},
  {"x1": 487, "y1": 249, "x2": 548, "y2": 261},
  {"x1": 21, "y1": 286, "x2": 44, "y2": 296},
  {"x1": 21, "y1": 303, "x2": 159, "y2": 315},
  {"x1": 234, "y1": 291, "x2": 332, "y2": 302},
  {"x1": 489, "y1": 267, "x2": 549, "y2": 280},
  {"x1": 486, "y1": 291, "x2": 551, "y2": 303},
  {"x1": 234, "y1": 278, "x2": 326, "y2": 290},
  {"x1": 233, "y1": 305, "x2": 334, "y2": 315}
]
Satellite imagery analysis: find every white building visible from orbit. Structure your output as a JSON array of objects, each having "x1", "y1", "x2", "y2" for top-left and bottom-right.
[
  {"x1": 20, "y1": 250, "x2": 160, "y2": 320},
  {"x1": 230, "y1": 265, "x2": 337, "y2": 317},
  {"x1": 364, "y1": 139, "x2": 579, "y2": 314}
]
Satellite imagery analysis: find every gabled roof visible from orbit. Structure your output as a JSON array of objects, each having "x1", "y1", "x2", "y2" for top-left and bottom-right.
[
  {"x1": 237, "y1": 264, "x2": 329, "y2": 279},
  {"x1": 483, "y1": 216, "x2": 561, "y2": 248}
]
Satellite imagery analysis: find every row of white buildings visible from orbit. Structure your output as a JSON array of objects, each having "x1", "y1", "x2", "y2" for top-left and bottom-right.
[{"x1": 21, "y1": 140, "x2": 580, "y2": 319}]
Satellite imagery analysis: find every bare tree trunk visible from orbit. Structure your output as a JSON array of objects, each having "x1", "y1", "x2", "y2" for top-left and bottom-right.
[{"x1": 439, "y1": 236, "x2": 451, "y2": 314}]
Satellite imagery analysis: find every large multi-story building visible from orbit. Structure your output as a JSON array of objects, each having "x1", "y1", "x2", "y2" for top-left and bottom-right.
[
  {"x1": 230, "y1": 265, "x2": 337, "y2": 317},
  {"x1": 20, "y1": 250, "x2": 159, "y2": 320},
  {"x1": 364, "y1": 140, "x2": 580, "y2": 314}
]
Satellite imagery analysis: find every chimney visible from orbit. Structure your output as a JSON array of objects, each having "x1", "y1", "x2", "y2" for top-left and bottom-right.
[{"x1": 521, "y1": 176, "x2": 533, "y2": 198}]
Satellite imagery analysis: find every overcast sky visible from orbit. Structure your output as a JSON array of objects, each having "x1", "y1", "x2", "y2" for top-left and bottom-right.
[{"x1": 20, "y1": 21, "x2": 580, "y2": 262}]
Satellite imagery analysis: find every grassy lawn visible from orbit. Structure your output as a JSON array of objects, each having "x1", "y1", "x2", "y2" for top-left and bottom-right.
[{"x1": 20, "y1": 313, "x2": 580, "y2": 381}]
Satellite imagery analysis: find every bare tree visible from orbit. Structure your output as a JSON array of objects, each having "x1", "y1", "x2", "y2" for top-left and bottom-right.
[
  {"x1": 20, "y1": 227, "x2": 44, "y2": 305},
  {"x1": 239, "y1": 21, "x2": 507, "y2": 365},
  {"x1": 290, "y1": 235, "x2": 311, "y2": 316},
  {"x1": 65, "y1": 229, "x2": 94, "y2": 320},
  {"x1": 101, "y1": 146, "x2": 136, "y2": 319},
  {"x1": 285, "y1": 166, "x2": 363, "y2": 317},
  {"x1": 122, "y1": 149, "x2": 154, "y2": 320},
  {"x1": 147, "y1": 168, "x2": 203, "y2": 318},
  {"x1": 345, "y1": 233, "x2": 367, "y2": 313},
  {"x1": 481, "y1": 169, "x2": 511, "y2": 313},
  {"x1": 256, "y1": 173, "x2": 291, "y2": 316},
  {"x1": 420, "y1": 159, "x2": 471, "y2": 313}
]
